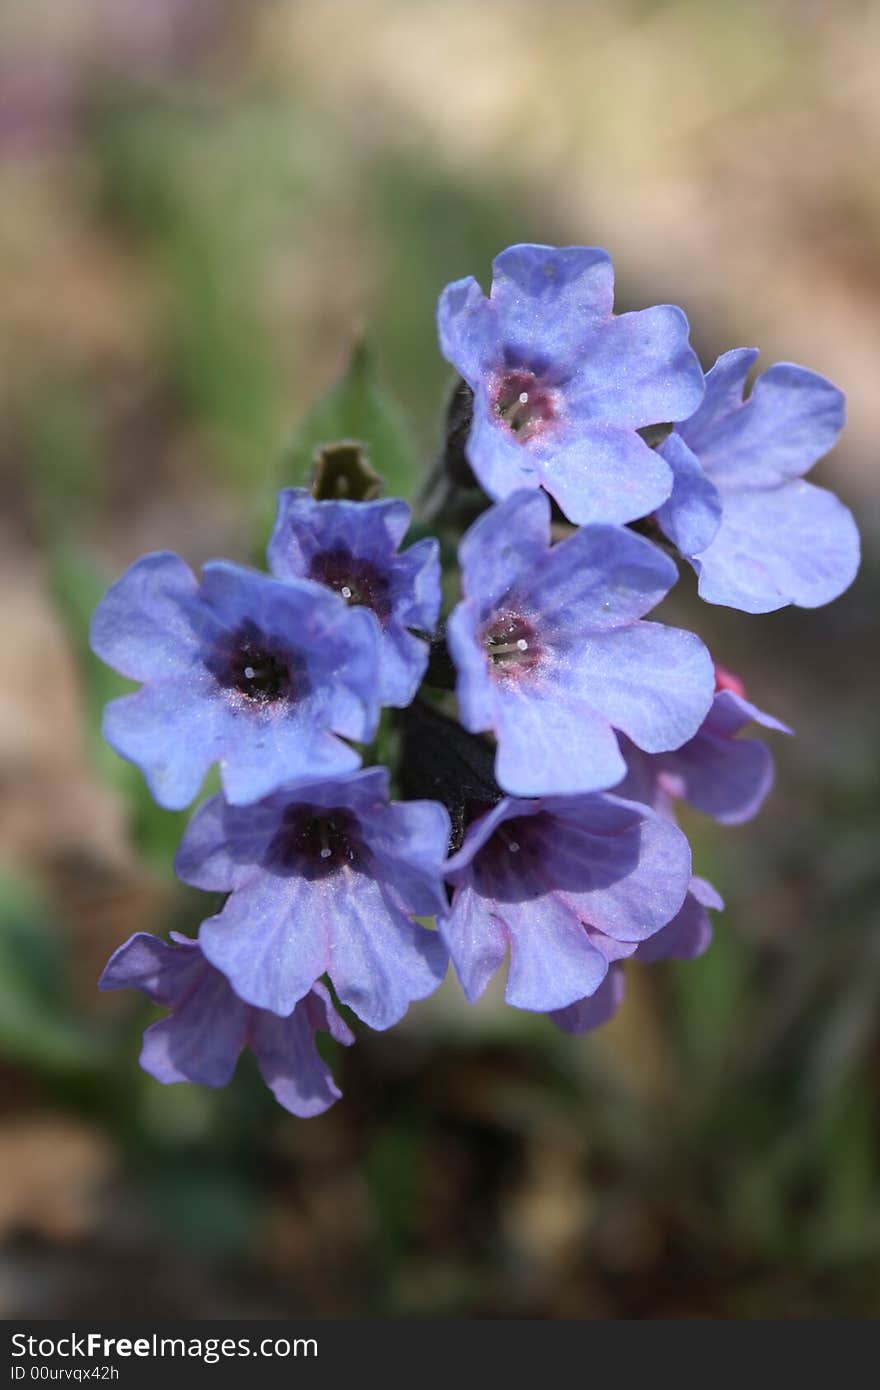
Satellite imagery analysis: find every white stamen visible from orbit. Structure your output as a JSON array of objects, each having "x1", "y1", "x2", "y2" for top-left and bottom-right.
[
  {"x1": 516, "y1": 637, "x2": 528, "y2": 651},
  {"x1": 244, "y1": 665, "x2": 256, "y2": 679},
  {"x1": 509, "y1": 840, "x2": 520, "y2": 853},
  {"x1": 320, "y1": 847, "x2": 332, "y2": 859},
  {"x1": 341, "y1": 585, "x2": 353, "y2": 600},
  {"x1": 518, "y1": 391, "x2": 529, "y2": 404}
]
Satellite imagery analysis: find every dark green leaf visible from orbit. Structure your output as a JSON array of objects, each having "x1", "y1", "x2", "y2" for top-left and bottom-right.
[{"x1": 279, "y1": 340, "x2": 418, "y2": 501}]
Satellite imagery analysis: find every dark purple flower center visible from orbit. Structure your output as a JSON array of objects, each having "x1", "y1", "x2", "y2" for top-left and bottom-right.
[
  {"x1": 308, "y1": 547, "x2": 392, "y2": 623},
  {"x1": 482, "y1": 611, "x2": 542, "y2": 679},
  {"x1": 492, "y1": 370, "x2": 557, "y2": 442},
  {"x1": 484, "y1": 815, "x2": 535, "y2": 862},
  {"x1": 265, "y1": 805, "x2": 362, "y2": 878},
  {"x1": 208, "y1": 622, "x2": 304, "y2": 706},
  {"x1": 471, "y1": 814, "x2": 545, "y2": 899}
]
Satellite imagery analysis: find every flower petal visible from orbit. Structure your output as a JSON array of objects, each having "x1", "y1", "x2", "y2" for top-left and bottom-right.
[
  {"x1": 536, "y1": 425, "x2": 674, "y2": 526},
  {"x1": 655, "y1": 432, "x2": 722, "y2": 557},
  {"x1": 635, "y1": 878, "x2": 719, "y2": 962},
  {"x1": 366, "y1": 799, "x2": 451, "y2": 918},
  {"x1": 446, "y1": 599, "x2": 497, "y2": 733},
  {"x1": 494, "y1": 678, "x2": 626, "y2": 796},
  {"x1": 567, "y1": 305, "x2": 704, "y2": 426},
  {"x1": 98, "y1": 932, "x2": 200, "y2": 1006},
  {"x1": 574, "y1": 621, "x2": 715, "y2": 755},
  {"x1": 437, "y1": 274, "x2": 500, "y2": 381},
  {"x1": 675, "y1": 348, "x2": 758, "y2": 452},
  {"x1": 489, "y1": 243, "x2": 615, "y2": 360},
  {"x1": 457, "y1": 487, "x2": 551, "y2": 611},
  {"x1": 174, "y1": 794, "x2": 279, "y2": 891},
  {"x1": 327, "y1": 874, "x2": 448, "y2": 1029},
  {"x1": 89, "y1": 551, "x2": 203, "y2": 682},
  {"x1": 683, "y1": 359, "x2": 845, "y2": 488},
  {"x1": 102, "y1": 677, "x2": 227, "y2": 810},
  {"x1": 655, "y1": 717, "x2": 776, "y2": 825},
  {"x1": 503, "y1": 894, "x2": 609, "y2": 1011},
  {"x1": 198, "y1": 873, "x2": 328, "y2": 1017},
  {"x1": 529, "y1": 523, "x2": 678, "y2": 632},
  {"x1": 139, "y1": 967, "x2": 249, "y2": 1087},
  {"x1": 693, "y1": 479, "x2": 860, "y2": 612},
  {"x1": 251, "y1": 996, "x2": 346, "y2": 1118},
  {"x1": 440, "y1": 883, "x2": 509, "y2": 1004},
  {"x1": 531, "y1": 795, "x2": 691, "y2": 942},
  {"x1": 549, "y1": 966, "x2": 625, "y2": 1034}
]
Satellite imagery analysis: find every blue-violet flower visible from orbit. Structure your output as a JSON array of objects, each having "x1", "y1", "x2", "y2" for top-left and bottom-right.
[
  {"x1": 446, "y1": 489, "x2": 715, "y2": 796},
  {"x1": 437, "y1": 242, "x2": 705, "y2": 525},
  {"x1": 90, "y1": 554, "x2": 380, "y2": 809},
  {"x1": 175, "y1": 767, "x2": 450, "y2": 1030},
  {"x1": 656, "y1": 350, "x2": 860, "y2": 612},
  {"x1": 99, "y1": 932, "x2": 353, "y2": 1117},
  {"x1": 439, "y1": 790, "x2": 692, "y2": 1013},
  {"x1": 267, "y1": 489, "x2": 441, "y2": 707}
]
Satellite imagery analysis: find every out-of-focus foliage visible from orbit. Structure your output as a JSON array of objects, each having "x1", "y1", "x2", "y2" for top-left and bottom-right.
[{"x1": 1, "y1": 0, "x2": 878, "y2": 1319}]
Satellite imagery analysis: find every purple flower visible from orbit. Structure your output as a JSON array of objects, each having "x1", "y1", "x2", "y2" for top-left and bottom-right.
[
  {"x1": 267, "y1": 490, "x2": 441, "y2": 707},
  {"x1": 439, "y1": 790, "x2": 692, "y2": 1013},
  {"x1": 656, "y1": 350, "x2": 860, "y2": 612},
  {"x1": 437, "y1": 243, "x2": 705, "y2": 525},
  {"x1": 99, "y1": 933, "x2": 353, "y2": 1118},
  {"x1": 446, "y1": 489, "x2": 715, "y2": 797},
  {"x1": 634, "y1": 876, "x2": 721, "y2": 963},
  {"x1": 90, "y1": 554, "x2": 380, "y2": 809},
  {"x1": 617, "y1": 685, "x2": 792, "y2": 825},
  {"x1": 175, "y1": 768, "x2": 450, "y2": 1030},
  {"x1": 550, "y1": 876, "x2": 721, "y2": 1034}
]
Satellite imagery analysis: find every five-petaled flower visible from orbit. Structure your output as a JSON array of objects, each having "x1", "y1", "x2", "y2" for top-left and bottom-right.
[
  {"x1": 437, "y1": 242, "x2": 705, "y2": 525},
  {"x1": 656, "y1": 350, "x2": 860, "y2": 612},
  {"x1": 267, "y1": 489, "x2": 441, "y2": 707},
  {"x1": 99, "y1": 933, "x2": 353, "y2": 1117},
  {"x1": 446, "y1": 489, "x2": 715, "y2": 796},
  {"x1": 439, "y1": 790, "x2": 692, "y2": 1013},
  {"x1": 174, "y1": 767, "x2": 450, "y2": 1030},
  {"x1": 90, "y1": 554, "x2": 380, "y2": 809}
]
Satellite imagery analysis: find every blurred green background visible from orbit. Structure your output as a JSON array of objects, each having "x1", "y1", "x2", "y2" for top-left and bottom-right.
[{"x1": 1, "y1": 0, "x2": 878, "y2": 1319}]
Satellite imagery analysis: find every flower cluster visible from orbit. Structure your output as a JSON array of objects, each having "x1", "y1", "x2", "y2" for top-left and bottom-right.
[{"x1": 93, "y1": 242, "x2": 859, "y2": 1116}]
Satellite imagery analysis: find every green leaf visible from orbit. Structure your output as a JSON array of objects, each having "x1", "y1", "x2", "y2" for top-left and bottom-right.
[{"x1": 281, "y1": 340, "x2": 417, "y2": 499}]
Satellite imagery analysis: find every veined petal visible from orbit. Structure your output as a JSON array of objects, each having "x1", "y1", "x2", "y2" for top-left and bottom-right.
[
  {"x1": 199, "y1": 872, "x2": 328, "y2": 1017},
  {"x1": 494, "y1": 679, "x2": 626, "y2": 796},
  {"x1": 684, "y1": 361, "x2": 845, "y2": 489},
  {"x1": 89, "y1": 551, "x2": 203, "y2": 682},
  {"x1": 549, "y1": 967, "x2": 625, "y2": 1034},
  {"x1": 102, "y1": 677, "x2": 226, "y2": 810},
  {"x1": 536, "y1": 425, "x2": 673, "y2": 526},
  {"x1": 437, "y1": 275, "x2": 500, "y2": 381},
  {"x1": 251, "y1": 998, "x2": 346, "y2": 1118},
  {"x1": 573, "y1": 622, "x2": 715, "y2": 755},
  {"x1": 693, "y1": 479, "x2": 860, "y2": 612},
  {"x1": 656, "y1": 432, "x2": 722, "y2": 557},
  {"x1": 567, "y1": 305, "x2": 704, "y2": 426},
  {"x1": 327, "y1": 873, "x2": 447, "y2": 1030},
  {"x1": 490, "y1": 243, "x2": 615, "y2": 359},
  {"x1": 139, "y1": 967, "x2": 249, "y2": 1088}
]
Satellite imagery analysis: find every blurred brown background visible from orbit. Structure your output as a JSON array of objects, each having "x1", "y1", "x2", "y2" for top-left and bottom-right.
[{"x1": 1, "y1": 0, "x2": 878, "y2": 1319}]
